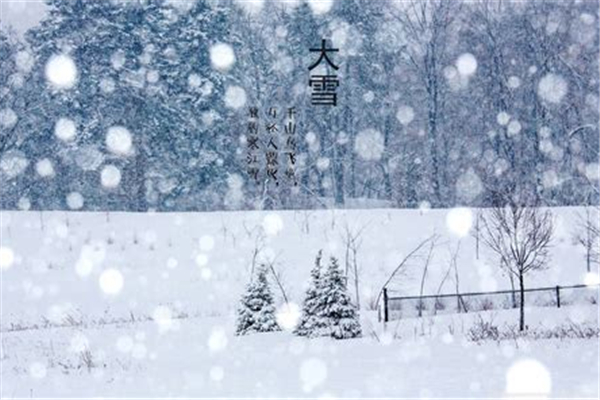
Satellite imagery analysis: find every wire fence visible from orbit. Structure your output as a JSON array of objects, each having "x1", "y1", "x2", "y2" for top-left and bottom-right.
[{"x1": 381, "y1": 284, "x2": 600, "y2": 322}]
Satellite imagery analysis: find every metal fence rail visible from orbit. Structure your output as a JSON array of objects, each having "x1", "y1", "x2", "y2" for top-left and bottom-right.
[{"x1": 382, "y1": 284, "x2": 600, "y2": 322}]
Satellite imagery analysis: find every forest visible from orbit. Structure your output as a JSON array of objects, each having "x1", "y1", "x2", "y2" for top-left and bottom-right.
[{"x1": 0, "y1": 0, "x2": 598, "y2": 211}]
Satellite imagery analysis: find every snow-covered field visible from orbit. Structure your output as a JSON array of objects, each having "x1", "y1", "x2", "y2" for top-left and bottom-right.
[{"x1": 1, "y1": 207, "x2": 598, "y2": 397}]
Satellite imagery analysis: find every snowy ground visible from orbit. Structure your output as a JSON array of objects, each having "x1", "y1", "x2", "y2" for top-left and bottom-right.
[{"x1": 1, "y1": 207, "x2": 599, "y2": 397}]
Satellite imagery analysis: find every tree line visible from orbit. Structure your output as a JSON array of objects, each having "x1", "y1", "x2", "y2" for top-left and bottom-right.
[{"x1": 0, "y1": 0, "x2": 598, "y2": 211}]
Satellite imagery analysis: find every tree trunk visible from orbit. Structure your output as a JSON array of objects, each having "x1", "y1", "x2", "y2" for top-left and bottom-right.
[{"x1": 519, "y1": 271, "x2": 525, "y2": 331}]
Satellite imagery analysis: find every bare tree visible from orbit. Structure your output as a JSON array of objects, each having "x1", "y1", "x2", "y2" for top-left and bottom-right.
[
  {"x1": 573, "y1": 207, "x2": 599, "y2": 273},
  {"x1": 481, "y1": 203, "x2": 554, "y2": 331},
  {"x1": 417, "y1": 236, "x2": 438, "y2": 317},
  {"x1": 341, "y1": 221, "x2": 369, "y2": 309},
  {"x1": 375, "y1": 234, "x2": 439, "y2": 309}
]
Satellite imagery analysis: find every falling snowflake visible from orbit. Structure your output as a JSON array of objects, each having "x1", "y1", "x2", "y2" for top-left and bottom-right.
[
  {"x1": 496, "y1": 112, "x2": 510, "y2": 126},
  {"x1": 396, "y1": 105, "x2": 415, "y2": 126},
  {"x1": 0, "y1": 151, "x2": 28, "y2": 179},
  {"x1": 224, "y1": 86, "x2": 247, "y2": 109},
  {"x1": 456, "y1": 53, "x2": 478, "y2": 76},
  {"x1": 537, "y1": 73, "x2": 568, "y2": 104},
  {"x1": 507, "y1": 120, "x2": 522, "y2": 136},
  {"x1": 106, "y1": 126, "x2": 133, "y2": 156},
  {"x1": 236, "y1": 0, "x2": 265, "y2": 14},
  {"x1": 210, "y1": 43, "x2": 236, "y2": 72},
  {"x1": 208, "y1": 327, "x2": 228, "y2": 352},
  {"x1": 354, "y1": 129, "x2": 384, "y2": 161},
  {"x1": 505, "y1": 359, "x2": 551, "y2": 396},
  {"x1": 456, "y1": 168, "x2": 483, "y2": 202},
  {"x1": 0, "y1": 247, "x2": 15, "y2": 270},
  {"x1": 307, "y1": 0, "x2": 334, "y2": 15},
  {"x1": 54, "y1": 118, "x2": 77, "y2": 142},
  {"x1": 276, "y1": 302, "x2": 301, "y2": 331},
  {"x1": 446, "y1": 208, "x2": 473, "y2": 237},
  {"x1": 99, "y1": 268, "x2": 124, "y2": 295},
  {"x1": 262, "y1": 213, "x2": 284, "y2": 236},
  {"x1": 0, "y1": 108, "x2": 18, "y2": 129},
  {"x1": 45, "y1": 54, "x2": 78, "y2": 89},
  {"x1": 35, "y1": 159, "x2": 55, "y2": 178},
  {"x1": 101, "y1": 165, "x2": 122, "y2": 188}
]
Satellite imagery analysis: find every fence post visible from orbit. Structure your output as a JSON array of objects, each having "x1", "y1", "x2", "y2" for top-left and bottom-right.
[
  {"x1": 556, "y1": 285, "x2": 561, "y2": 308},
  {"x1": 383, "y1": 288, "x2": 389, "y2": 323}
]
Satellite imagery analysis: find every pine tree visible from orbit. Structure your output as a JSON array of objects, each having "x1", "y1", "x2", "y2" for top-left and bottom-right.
[
  {"x1": 235, "y1": 265, "x2": 280, "y2": 335},
  {"x1": 320, "y1": 257, "x2": 362, "y2": 339},
  {"x1": 294, "y1": 250, "x2": 329, "y2": 337}
]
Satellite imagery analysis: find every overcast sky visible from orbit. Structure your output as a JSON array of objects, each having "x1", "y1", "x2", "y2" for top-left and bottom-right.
[{"x1": 0, "y1": 0, "x2": 47, "y2": 36}]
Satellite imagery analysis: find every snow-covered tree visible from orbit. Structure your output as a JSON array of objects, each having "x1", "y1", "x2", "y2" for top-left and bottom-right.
[
  {"x1": 294, "y1": 250, "x2": 329, "y2": 337},
  {"x1": 235, "y1": 265, "x2": 281, "y2": 335},
  {"x1": 320, "y1": 256, "x2": 362, "y2": 339}
]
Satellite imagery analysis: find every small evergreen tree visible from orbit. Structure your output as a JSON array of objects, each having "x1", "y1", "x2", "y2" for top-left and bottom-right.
[
  {"x1": 294, "y1": 250, "x2": 329, "y2": 337},
  {"x1": 235, "y1": 265, "x2": 281, "y2": 335},
  {"x1": 321, "y1": 257, "x2": 362, "y2": 339}
]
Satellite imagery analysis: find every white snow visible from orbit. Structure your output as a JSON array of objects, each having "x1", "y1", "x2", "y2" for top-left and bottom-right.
[
  {"x1": 116, "y1": 335, "x2": 134, "y2": 353},
  {"x1": 396, "y1": 105, "x2": 415, "y2": 126},
  {"x1": 307, "y1": 0, "x2": 334, "y2": 15},
  {"x1": 456, "y1": 53, "x2": 478, "y2": 76},
  {"x1": 45, "y1": 54, "x2": 78, "y2": 89},
  {"x1": 66, "y1": 192, "x2": 84, "y2": 210},
  {"x1": 54, "y1": 118, "x2": 77, "y2": 142},
  {"x1": 69, "y1": 333, "x2": 89, "y2": 353},
  {"x1": 210, "y1": 366, "x2": 225, "y2": 382},
  {"x1": 300, "y1": 357, "x2": 328, "y2": 392},
  {"x1": 106, "y1": 126, "x2": 133, "y2": 156},
  {"x1": 0, "y1": 246, "x2": 15, "y2": 270},
  {"x1": 1, "y1": 208, "x2": 598, "y2": 398},
  {"x1": 224, "y1": 85, "x2": 247, "y2": 109},
  {"x1": 446, "y1": 207, "x2": 473, "y2": 237},
  {"x1": 538, "y1": 73, "x2": 568, "y2": 104},
  {"x1": 99, "y1": 268, "x2": 124, "y2": 295},
  {"x1": 35, "y1": 158, "x2": 55, "y2": 178},
  {"x1": 210, "y1": 43, "x2": 236, "y2": 72},
  {"x1": 28, "y1": 362, "x2": 47, "y2": 380},
  {"x1": 505, "y1": 359, "x2": 552, "y2": 397},
  {"x1": 0, "y1": 108, "x2": 18, "y2": 129},
  {"x1": 100, "y1": 165, "x2": 122, "y2": 189},
  {"x1": 354, "y1": 129, "x2": 385, "y2": 161},
  {"x1": 167, "y1": 257, "x2": 178, "y2": 269}
]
